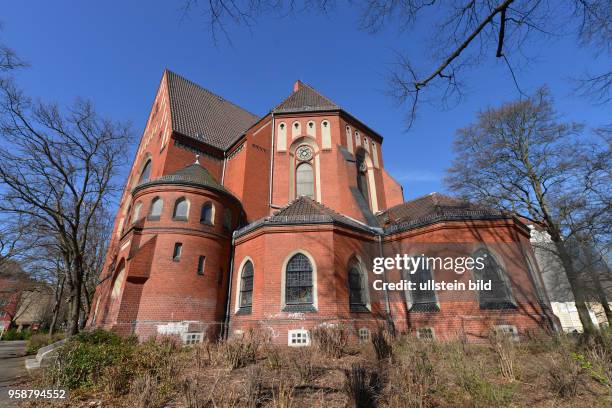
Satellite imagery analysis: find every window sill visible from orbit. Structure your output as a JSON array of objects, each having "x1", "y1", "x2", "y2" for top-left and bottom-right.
[
  {"x1": 236, "y1": 307, "x2": 252, "y2": 315},
  {"x1": 147, "y1": 216, "x2": 160, "y2": 221},
  {"x1": 173, "y1": 217, "x2": 188, "y2": 222},
  {"x1": 409, "y1": 303, "x2": 440, "y2": 313},
  {"x1": 283, "y1": 304, "x2": 316, "y2": 313},
  {"x1": 350, "y1": 305, "x2": 371, "y2": 313},
  {"x1": 479, "y1": 301, "x2": 517, "y2": 310}
]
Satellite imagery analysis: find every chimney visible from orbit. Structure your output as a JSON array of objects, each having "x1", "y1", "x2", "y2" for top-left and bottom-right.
[{"x1": 293, "y1": 80, "x2": 302, "y2": 92}]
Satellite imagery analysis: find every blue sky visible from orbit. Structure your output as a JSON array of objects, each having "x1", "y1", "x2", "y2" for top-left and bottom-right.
[{"x1": 2, "y1": 1, "x2": 610, "y2": 201}]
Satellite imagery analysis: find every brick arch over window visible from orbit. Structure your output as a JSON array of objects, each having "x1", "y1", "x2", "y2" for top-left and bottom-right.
[
  {"x1": 472, "y1": 247, "x2": 516, "y2": 310},
  {"x1": 281, "y1": 250, "x2": 318, "y2": 312},
  {"x1": 347, "y1": 255, "x2": 370, "y2": 312},
  {"x1": 289, "y1": 137, "x2": 321, "y2": 202}
]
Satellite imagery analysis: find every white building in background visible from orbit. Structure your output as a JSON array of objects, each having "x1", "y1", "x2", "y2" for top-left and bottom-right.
[{"x1": 527, "y1": 225, "x2": 606, "y2": 332}]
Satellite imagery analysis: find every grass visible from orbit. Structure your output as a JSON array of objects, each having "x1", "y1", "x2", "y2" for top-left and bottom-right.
[{"x1": 22, "y1": 327, "x2": 612, "y2": 407}]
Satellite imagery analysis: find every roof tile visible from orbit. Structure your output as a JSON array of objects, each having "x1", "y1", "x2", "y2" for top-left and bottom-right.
[{"x1": 166, "y1": 70, "x2": 259, "y2": 150}]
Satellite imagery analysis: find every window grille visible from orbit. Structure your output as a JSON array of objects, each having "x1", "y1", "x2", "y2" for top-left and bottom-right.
[
  {"x1": 239, "y1": 261, "x2": 254, "y2": 310},
  {"x1": 349, "y1": 267, "x2": 368, "y2": 311},
  {"x1": 416, "y1": 327, "x2": 435, "y2": 340},
  {"x1": 288, "y1": 329, "x2": 310, "y2": 346},
  {"x1": 285, "y1": 254, "x2": 313, "y2": 305}
]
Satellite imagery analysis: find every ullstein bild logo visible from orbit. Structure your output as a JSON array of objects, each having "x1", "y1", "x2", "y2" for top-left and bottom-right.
[{"x1": 371, "y1": 254, "x2": 493, "y2": 292}]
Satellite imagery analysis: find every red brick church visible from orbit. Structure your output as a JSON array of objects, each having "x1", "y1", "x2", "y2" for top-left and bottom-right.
[{"x1": 87, "y1": 70, "x2": 555, "y2": 344}]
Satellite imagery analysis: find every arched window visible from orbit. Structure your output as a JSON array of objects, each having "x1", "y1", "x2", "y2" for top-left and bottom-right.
[
  {"x1": 239, "y1": 261, "x2": 254, "y2": 311},
  {"x1": 149, "y1": 197, "x2": 163, "y2": 219},
  {"x1": 200, "y1": 202, "x2": 214, "y2": 225},
  {"x1": 405, "y1": 264, "x2": 439, "y2": 312},
  {"x1": 131, "y1": 202, "x2": 142, "y2": 223},
  {"x1": 138, "y1": 160, "x2": 152, "y2": 183},
  {"x1": 111, "y1": 263, "x2": 126, "y2": 299},
  {"x1": 285, "y1": 253, "x2": 313, "y2": 308},
  {"x1": 356, "y1": 153, "x2": 369, "y2": 202},
  {"x1": 173, "y1": 197, "x2": 189, "y2": 220},
  {"x1": 296, "y1": 163, "x2": 314, "y2": 199},
  {"x1": 223, "y1": 209, "x2": 232, "y2": 231},
  {"x1": 473, "y1": 249, "x2": 515, "y2": 309},
  {"x1": 348, "y1": 265, "x2": 369, "y2": 312}
]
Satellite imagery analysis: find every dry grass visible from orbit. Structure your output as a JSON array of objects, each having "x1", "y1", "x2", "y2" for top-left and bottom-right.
[{"x1": 23, "y1": 327, "x2": 612, "y2": 408}]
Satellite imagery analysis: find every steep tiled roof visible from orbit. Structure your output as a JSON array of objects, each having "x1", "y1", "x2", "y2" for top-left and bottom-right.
[
  {"x1": 378, "y1": 193, "x2": 508, "y2": 234},
  {"x1": 133, "y1": 163, "x2": 237, "y2": 200},
  {"x1": 166, "y1": 70, "x2": 260, "y2": 150},
  {"x1": 272, "y1": 81, "x2": 340, "y2": 113},
  {"x1": 234, "y1": 196, "x2": 377, "y2": 238}
]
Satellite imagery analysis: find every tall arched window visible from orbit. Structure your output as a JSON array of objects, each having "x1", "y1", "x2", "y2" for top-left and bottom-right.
[
  {"x1": 200, "y1": 202, "x2": 214, "y2": 225},
  {"x1": 131, "y1": 202, "x2": 142, "y2": 224},
  {"x1": 296, "y1": 162, "x2": 314, "y2": 199},
  {"x1": 138, "y1": 160, "x2": 152, "y2": 183},
  {"x1": 356, "y1": 153, "x2": 369, "y2": 202},
  {"x1": 149, "y1": 197, "x2": 163, "y2": 219},
  {"x1": 348, "y1": 265, "x2": 369, "y2": 312},
  {"x1": 405, "y1": 264, "x2": 439, "y2": 312},
  {"x1": 285, "y1": 253, "x2": 313, "y2": 309},
  {"x1": 239, "y1": 261, "x2": 254, "y2": 311},
  {"x1": 173, "y1": 197, "x2": 189, "y2": 220},
  {"x1": 473, "y1": 249, "x2": 515, "y2": 309},
  {"x1": 111, "y1": 262, "x2": 126, "y2": 299}
]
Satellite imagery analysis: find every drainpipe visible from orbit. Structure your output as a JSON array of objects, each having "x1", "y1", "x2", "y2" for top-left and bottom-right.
[
  {"x1": 222, "y1": 235, "x2": 236, "y2": 340},
  {"x1": 268, "y1": 113, "x2": 275, "y2": 209}
]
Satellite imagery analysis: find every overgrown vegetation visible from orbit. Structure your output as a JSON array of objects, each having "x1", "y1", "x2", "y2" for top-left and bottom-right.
[
  {"x1": 25, "y1": 332, "x2": 65, "y2": 355},
  {"x1": 24, "y1": 327, "x2": 612, "y2": 407}
]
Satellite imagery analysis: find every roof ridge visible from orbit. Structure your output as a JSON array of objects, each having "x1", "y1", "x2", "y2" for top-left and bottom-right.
[{"x1": 166, "y1": 70, "x2": 259, "y2": 119}]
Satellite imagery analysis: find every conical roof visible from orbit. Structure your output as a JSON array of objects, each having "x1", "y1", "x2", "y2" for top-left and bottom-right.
[{"x1": 133, "y1": 163, "x2": 236, "y2": 199}]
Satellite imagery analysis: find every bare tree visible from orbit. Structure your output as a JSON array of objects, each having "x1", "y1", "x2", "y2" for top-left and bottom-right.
[
  {"x1": 0, "y1": 78, "x2": 132, "y2": 335},
  {"x1": 182, "y1": 0, "x2": 610, "y2": 126},
  {"x1": 445, "y1": 87, "x2": 611, "y2": 334}
]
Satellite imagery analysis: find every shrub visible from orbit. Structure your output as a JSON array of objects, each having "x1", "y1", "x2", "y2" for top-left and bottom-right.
[
  {"x1": 547, "y1": 353, "x2": 584, "y2": 398},
  {"x1": 289, "y1": 347, "x2": 318, "y2": 384},
  {"x1": 218, "y1": 337, "x2": 258, "y2": 369},
  {"x1": 26, "y1": 332, "x2": 65, "y2": 355},
  {"x1": 49, "y1": 330, "x2": 136, "y2": 389},
  {"x1": 343, "y1": 363, "x2": 382, "y2": 408},
  {"x1": 311, "y1": 324, "x2": 348, "y2": 358},
  {"x1": 488, "y1": 328, "x2": 516, "y2": 380},
  {"x1": 1, "y1": 328, "x2": 32, "y2": 341},
  {"x1": 272, "y1": 377, "x2": 295, "y2": 408},
  {"x1": 371, "y1": 326, "x2": 393, "y2": 361}
]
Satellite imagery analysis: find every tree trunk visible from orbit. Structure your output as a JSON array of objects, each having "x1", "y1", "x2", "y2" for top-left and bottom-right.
[
  {"x1": 592, "y1": 273, "x2": 612, "y2": 325},
  {"x1": 67, "y1": 271, "x2": 83, "y2": 336},
  {"x1": 49, "y1": 275, "x2": 65, "y2": 336},
  {"x1": 554, "y1": 240, "x2": 596, "y2": 334}
]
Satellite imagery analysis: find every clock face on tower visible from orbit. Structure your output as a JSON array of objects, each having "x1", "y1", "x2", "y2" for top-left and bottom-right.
[{"x1": 296, "y1": 145, "x2": 314, "y2": 161}]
